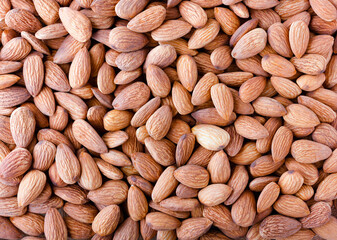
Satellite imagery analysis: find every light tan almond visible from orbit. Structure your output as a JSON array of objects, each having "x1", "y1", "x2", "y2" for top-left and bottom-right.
[
  {"x1": 271, "y1": 126, "x2": 293, "y2": 162},
  {"x1": 283, "y1": 104, "x2": 320, "y2": 128},
  {"x1": 289, "y1": 21, "x2": 310, "y2": 58},
  {"x1": 44, "y1": 208, "x2": 67, "y2": 240},
  {"x1": 109, "y1": 26, "x2": 148, "y2": 52},
  {"x1": 10, "y1": 107, "x2": 36, "y2": 148},
  {"x1": 151, "y1": 20, "x2": 192, "y2": 42},
  {"x1": 59, "y1": 7, "x2": 92, "y2": 42},
  {"x1": 192, "y1": 124, "x2": 230, "y2": 151},
  {"x1": 17, "y1": 170, "x2": 46, "y2": 207},
  {"x1": 55, "y1": 143, "x2": 81, "y2": 184},
  {"x1": 127, "y1": 5, "x2": 166, "y2": 33},
  {"x1": 211, "y1": 83, "x2": 234, "y2": 121},
  {"x1": 256, "y1": 182, "x2": 280, "y2": 213},
  {"x1": 278, "y1": 170, "x2": 304, "y2": 194},
  {"x1": 231, "y1": 28, "x2": 267, "y2": 59}
]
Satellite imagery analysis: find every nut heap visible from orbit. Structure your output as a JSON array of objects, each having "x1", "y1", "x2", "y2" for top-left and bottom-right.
[{"x1": 1, "y1": 0, "x2": 337, "y2": 239}]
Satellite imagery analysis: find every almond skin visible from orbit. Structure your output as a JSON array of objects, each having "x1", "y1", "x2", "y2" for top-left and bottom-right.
[
  {"x1": 174, "y1": 165, "x2": 209, "y2": 189},
  {"x1": 151, "y1": 20, "x2": 192, "y2": 42},
  {"x1": 146, "y1": 105, "x2": 172, "y2": 140},
  {"x1": 179, "y1": 1, "x2": 207, "y2": 29},
  {"x1": 234, "y1": 115, "x2": 269, "y2": 140},
  {"x1": 283, "y1": 104, "x2": 320, "y2": 128},
  {"x1": 231, "y1": 28, "x2": 267, "y2": 59},
  {"x1": 198, "y1": 184, "x2": 232, "y2": 206},
  {"x1": 211, "y1": 83, "x2": 234, "y2": 121},
  {"x1": 92, "y1": 205, "x2": 120, "y2": 236},
  {"x1": 146, "y1": 212, "x2": 181, "y2": 231},
  {"x1": 152, "y1": 166, "x2": 178, "y2": 203},
  {"x1": 127, "y1": 5, "x2": 166, "y2": 33},
  {"x1": 0, "y1": 148, "x2": 32, "y2": 179},
  {"x1": 17, "y1": 170, "x2": 46, "y2": 207},
  {"x1": 44, "y1": 208, "x2": 67, "y2": 240},
  {"x1": 231, "y1": 190, "x2": 256, "y2": 227},
  {"x1": 273, "y1": 195, "x2": 310, "y2": 218},
  {"x1": 59, "y1": 7, "x2": 92, "y2": 42},
  {"x1": 10, "y1": 107, "x2": 36, "y2": 148},
  {"x1": 278, "y1": 170, "x2": 304, "y2": 195},
  {"x1": 55, "y1": 144, "x2": 81, "y2": 184},
  {"x1": 300, "y1": 201, "x2": 331, "y2": 228},
  {"x1": 112, "y1": 82, "x2": 150, "y2": 110},
  {"x1": 176, "y1": 217, "x2": 213, "y2": 240},
  {"x1": 259, "y1": 215, "x2": 301, "y2": 239},
  {"x1": 109, "y1": 26, "x2": 148, "y2": 52},
  {"x1": 73, "y1": 119, "x2": 108, "y2": 154},
  {"x1": 291, "y1": 140, "x2": 332, "y2": 163},
  {"x1": 289, "y1": 20, "x2": 310, "y2": 58},
  {"x1": 256, "y1": 182, "x2": 280, "y2": 213},
  {"x1": 192, "y1": 124, "x2": 230, "y2": 151},
  {"x1": 128, "y1": 185, "x2": 148, "y2": 221}
]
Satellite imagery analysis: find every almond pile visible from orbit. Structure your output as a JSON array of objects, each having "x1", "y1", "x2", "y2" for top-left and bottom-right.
[{"x1": 1, "y1": 0, "x2": 337, "y2": 239}]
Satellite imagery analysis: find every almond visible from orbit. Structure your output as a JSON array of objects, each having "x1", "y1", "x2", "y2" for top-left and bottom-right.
[
  {"x1": 131, "y1": 152, "x2": 163, "y2": 182},
  {"x1": 231, "y1": 28, "x2": 267, "y2": 59},
  {"x1": 278, "y1": 170, "x2": 304, "y2": 195},
  {"x1": 159, "y1": 196, "x2": 199, "y2": 211},
  {"x1": 291, "y1": 139, "x2": 332, "y2": 163},
  {"x1": 88, "y1": 180, "x2": 128, "y2": 205},
  {"x1": 231, "y1": 190, "x2": 256, "y2": 227},
  {"x1": 312, "y1": 216, "x2": 337, "y2": 240},
  {"x1": 5, "y1": 9, "x2": 42, "y2": 33},
  {"x1": 291, "y1": 54, "x2": 326, "y2": 75},
  {"x1": 259, "y1": 215, "x2": 301, "y2": 239},
  {"x1": 188, "y1": 19, "x2": 220, "y2": 49},
  {"x1": 225, "y1": 165, "x2": 249, "y2": 205},
  {"x1": 289, "y1": 21, "x2": 310, "y2": 58},
  {"x1": 179, "y1": 1, "x2": 207, "y2": 29},
  {"x1": 146, "y1": 65, "x2": 171, "y2": 98},
  {"x1": 239, "y1": 76, "x2": 267, "y2": 103},
  {"x1": 176, "y1": 55, "x2": 198, "y2": 92},
  {"x1": 176, "y1": 217, "x2": 212, "y2": 240},
  {"x1": 198, "y1": 184, "x2": 232, "y2": 206},
  {"x1": 234, "y1": 115, "x2": 269, "y2": 140},
  {"x1": 174, "y1": 165, "x2": 209, "y2": 189},
  {"x1": 55, "y1": 143, "x2": 81, "y2": 184},
  {"x1": 300, "y1": 201, "x2": 331, "y2": 228},
  {"x1": 310, "y1": 0, "x2": 337, "y2": 22},
  {"x1": 59, "y1": 7, "x2": 92, "y2": 42},
  {"x1": 44, "y1": 208, "x2": 67, "y2": 240},
  {"x1": 211, "y1": 83, "x2": 234, "y2": 121},
  {"x1": 127, "y1": 5, "x2": 166, "y2": 33},
  {"x1": 192, "y1": 124, "x2": 230, "y2": 151},
  {"x1": 152, "y1": 166, "x2": 178, "y2": 203},
  {"x1": 256, "y1": 182, "x2": 280, "y2": 213},
  {"x1": 92, "y1": 205, "x2": 120, "y2": 236},
  {"x1": 151, "y1": 20, "x2": 192, "y2": 41},
  {"x1": 109, "y1": 26, "x2": 148, "y2": 52},
  {"x1": 10, "y1": 107, "x2": 36, "y2": 148},
  {"x1": 146, "y1": 212, "x2": 181, "y2": 231},
  {"x1": 315, "y1": 173, "x2": 337, "y2": 201},
  {"x1": 283, "y1": 104, "x2": 320, "y2": 128},
  {"x1": 128, "y1": 185, "x2": 148, "y2": 221},
  {"x1": 10, "y1": 212, "x2": 44, "y2": 236},
  {"x1": 271, "y1": 126, "x2": 293, "y2": 162},
  {"x1": 267, "y1": 22, "x2": 292, "y2": 58},
  {"x1": 273, "y1": 195, "x2": 310, "y2": 218},
  {"x1": 214, "y1": 7, "x2": 240, "y2": 35},
  {"x1": 0, "y1": 148, "x2": 32, "y2": 179},
  {"x1": 112, "y1": 82, "x2": 150, "y2": 110},
  {"x1": 261, "y1": 54, "x2": 297, "y2": 78}
]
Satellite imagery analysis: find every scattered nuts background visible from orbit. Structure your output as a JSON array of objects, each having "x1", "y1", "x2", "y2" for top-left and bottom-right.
[{"x1": 0, "y1": 0, "x2": 337, "y2": 239}]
